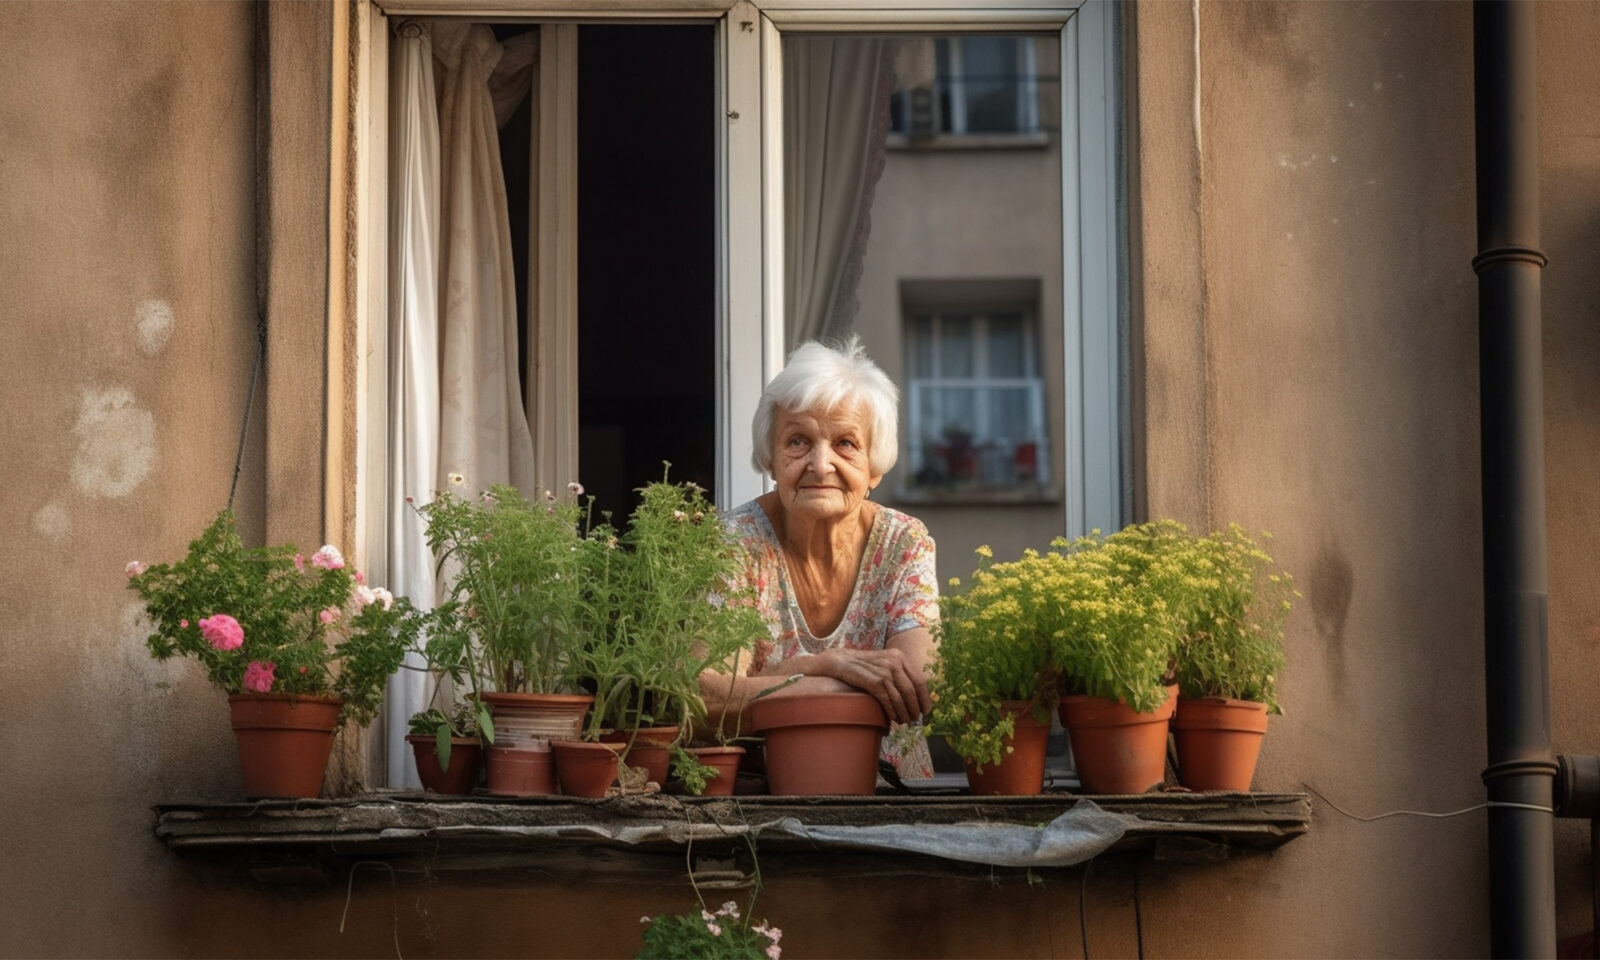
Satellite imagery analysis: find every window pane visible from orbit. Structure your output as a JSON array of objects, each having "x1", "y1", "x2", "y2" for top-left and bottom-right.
[
  {"x1": 959, "y1": 37, "x2": 1021, "y2": 134},
  {"x1": 909, "y1": 315, "x2": 935, "y2": 377},
  {"x1": 988, "y1": 313, "x2": 1026, "y2": 377},
  {"x1": 782, "y1": 31, "x2": 1065, "y2": 582},
  {"x1": 940, "y1": 315, "x2": 974, "y2": 377}
]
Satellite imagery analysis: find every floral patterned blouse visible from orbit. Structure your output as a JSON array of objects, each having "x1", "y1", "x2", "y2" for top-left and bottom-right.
[{"x1": 723, "y1": 498, "x2": 939, "y2": 778}]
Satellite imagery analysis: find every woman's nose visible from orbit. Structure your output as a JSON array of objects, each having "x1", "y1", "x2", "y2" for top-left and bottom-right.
[{"x1": 808, "y1": 442, "x2": 835, "y2": 473}]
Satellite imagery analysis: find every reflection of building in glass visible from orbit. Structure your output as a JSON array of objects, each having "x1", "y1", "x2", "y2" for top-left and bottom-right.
[{"x1": 848, "y1": 34, "x2": 1066, "y2": 580}]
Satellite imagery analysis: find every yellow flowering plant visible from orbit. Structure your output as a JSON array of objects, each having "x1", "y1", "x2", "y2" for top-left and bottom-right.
[
  {"x1": 1167, "y1": 524, "x2": 1294, "y2": 712},
  {"x1": 928, "y1": 544, "x2": 1060, "y2": 770},
  {"x1": 1047, "y1": 522, "x2": 1190, "y2": 714}
]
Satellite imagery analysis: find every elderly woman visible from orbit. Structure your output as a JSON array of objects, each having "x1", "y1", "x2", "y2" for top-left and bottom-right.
[{"x1": 703, "y1": 338, "x2": 937, "y2": 763}]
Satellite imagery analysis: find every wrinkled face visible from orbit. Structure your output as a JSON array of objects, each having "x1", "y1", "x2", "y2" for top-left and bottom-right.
[{"x1": 771, "y1": 404, "x2": 882, "y2": 524}]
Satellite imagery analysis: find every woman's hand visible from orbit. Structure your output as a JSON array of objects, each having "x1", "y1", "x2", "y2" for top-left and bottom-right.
[{"x1": 814, "y1": 644, "x2": 932, "y2": 725}]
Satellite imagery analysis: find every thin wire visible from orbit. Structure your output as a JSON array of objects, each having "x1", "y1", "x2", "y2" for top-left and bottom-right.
[
  {"x1": 1079, "y1": 860, "x2": 1091, "y2": 959},
  {"x1": 226, "y1": 320, "x2": 267, "y2": 512},
  {"x1": 1303, "y1": 782, "x2": 1553, "y2": 822},
  {"x1": 340, "y1": 860, "x2": 404, "y2": 960},
  {"x1": 1133, "y1": 864, "x2": 1144, "y2": 960}
]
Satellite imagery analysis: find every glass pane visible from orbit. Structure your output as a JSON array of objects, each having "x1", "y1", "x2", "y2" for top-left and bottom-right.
[
  {"x1": 939, "y1": 315, "x2": 974, "y2": 377},
  {"x1": 909, "y1": 315, "x2": 935, "y2": 377},
  {"x1": 988, "y1": 313, "x2": 1025, "y2": 377},
  {"x1": 959, "y1": 37, "x2": 1021, "y2": 134},
  {"x1": 782, "y1": 31, "x2": 1064, "y2": 581}
]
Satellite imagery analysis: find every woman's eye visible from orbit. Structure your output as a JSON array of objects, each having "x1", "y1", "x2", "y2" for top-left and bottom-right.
[
  {"x1": 839, "y1": 438, "x2": 858, "y2": 450},
  {"x1": 787, "y1": 436, "x2": 806, "y2": 447}
]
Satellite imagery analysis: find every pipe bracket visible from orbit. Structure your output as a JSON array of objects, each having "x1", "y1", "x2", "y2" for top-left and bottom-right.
[
  {"x1": 1472, "y1": 245, "x2": 1549, "y2": 272},
  {"x1": 1482, "y1": 759, "x2": 1559, "y2": 787}
]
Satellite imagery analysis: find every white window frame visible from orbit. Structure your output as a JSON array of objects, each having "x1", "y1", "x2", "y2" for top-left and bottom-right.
[{"x1": 351, "y1": 0, "x2": 1121, "y2": 569}]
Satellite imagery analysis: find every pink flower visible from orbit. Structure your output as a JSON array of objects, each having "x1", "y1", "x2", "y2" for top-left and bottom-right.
[
  {"x1": 371, "y1": 587, "x2": 395, "y2": 610},
  {"x1": 319, "y1": 605, "x2": 340, "y2": 624},
  {"x1": 353, "y1": 570, "x2": 365, "y2": 585},
  {"x1": 125, "y1": 560, "x2": 147, "y2": 577},
  {"x1": 706, "y1": 923, "x2": 722, "y2": 937},
  {"x1": 766, "y1": 945, "x2": 781, "y2": 960},
  {"x1": 310, "y1": 545, "x2": 345, "y2": 570},
  {"x1": 242, "y1": 661, "x2": 276, "y2": 693},
  {"x1": 353, "y1": 585, "x2": 377, "y2": 608},
  {"x1": 568, "y1": 481, "x2": 584, "y2": 496},
  {"x1": 198, "y1": 614, "x2": 244, "y2": 651},
  {"x1": 293, "y1": 553, "x2": 305, "y2": 572},
  {"x1": 179, "y1": 619, "x2": 189, "y2": 629}
]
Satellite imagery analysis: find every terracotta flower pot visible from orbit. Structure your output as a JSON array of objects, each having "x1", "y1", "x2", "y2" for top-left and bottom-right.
[
  {"x1": 485, "y1": 741, "x2": 556, "y2": 796},
  {"x1": 406, "y1": 734, "x2": 484, "y2": 795},
  {"x1": 1173, "y1": 697, "x2": 1269, "y2": 791},
  {"x1": 688, "y1": 745, "x2": 746, "y2": 796},
  {"x1": 747, "y1": 692, "x2": 887, "y2": 796},
  {"x1": 227, "y1": 693, "x2": 342, "y2": 798},
  {"x1": 1058, "y1": 685, "x2": 1177, "y2": 795},
  {"x1": 601, "y1": 725, "x2": 683, "y2": 787},
  {"x1": 480, "y1": 691, "x2": 593, "y2": 744},
  {"x1": 962, "y1": 700, "x2": 1052, "y2": 796},
  {"x1": 550, "y1": 740, "x2": 625, "y2": 798}
]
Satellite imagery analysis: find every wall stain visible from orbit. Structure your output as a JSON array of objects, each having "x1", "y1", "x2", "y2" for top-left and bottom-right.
[
  {"x1": 1309, "y1": 538, "x2": 1354, "y2": 694},
  {"x1": 136, "y1": 298, "x2": 174, "y2": 355},
  {"x1": 70, "y1": 386, "x2": 156, "y2": 498}
]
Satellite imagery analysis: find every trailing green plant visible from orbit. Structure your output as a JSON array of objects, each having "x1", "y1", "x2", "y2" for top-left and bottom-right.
[
  {"x1": 126, "y1": 509, "x2": 419, "y2": 726},
  {"x1": 578, "y1": 468, "x2": 766, "y2": 741},
  {"x1": 928, "y1": 544, "x2": 1059, "y2": 770},
  {"x1": 414, "y1": 482, "x2": 593, "y2": 696},
  {"x1": 1167, "y1": 524, "x2": 1294, "y2": 712}
]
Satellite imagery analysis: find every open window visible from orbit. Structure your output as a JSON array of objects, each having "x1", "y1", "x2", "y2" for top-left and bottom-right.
[{"x1": 349, "y1": 0, "x2": 1123, "y2": 787}]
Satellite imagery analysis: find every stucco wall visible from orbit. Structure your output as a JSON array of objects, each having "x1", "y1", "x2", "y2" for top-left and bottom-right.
[{"x1": 9, "y1": 0, "x2": 1600, "y2": 957}]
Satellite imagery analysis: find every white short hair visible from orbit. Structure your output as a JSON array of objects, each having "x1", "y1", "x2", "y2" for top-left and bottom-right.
[{"x1": 751, "y1": 336, "x2": 899, "y2": 477}]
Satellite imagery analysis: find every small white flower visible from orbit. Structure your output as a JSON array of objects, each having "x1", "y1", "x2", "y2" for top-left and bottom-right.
[
  {"x1": 310, "y1": 545, "x2": 346, "y2": 570},
  {"x1": 372, "y1": 587, "x2": 395, "y2": 610},
  {"x1": 354, "y1": 585, "x2": 377, "y2": 608},
  {"x1": 544, "y1": 490, "x2": 556, "y2": 502},
  {"x1": 448, "y1": 471, "x2": 466, "y2": 487},
  {"x1": 672, "y1": 510, "x2": 687, "y2": 522},
  {"x1": 125, "y1": 560, "x2": 147, "y2": 577},
  {"x1": 568, "y1": 481, "x2": 584, "y2": 496}
]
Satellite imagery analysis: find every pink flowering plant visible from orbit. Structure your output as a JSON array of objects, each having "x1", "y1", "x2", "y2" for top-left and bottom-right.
[
  {"x1": 637, "y1": 900, "x2": 782, "y2": 960},
  {"x1": 126, "y1": 509, "x2": 419, "y2": 725}
]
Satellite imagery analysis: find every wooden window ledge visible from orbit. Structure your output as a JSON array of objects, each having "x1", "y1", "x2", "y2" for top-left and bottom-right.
[{"x1": 154, "y1": 791, "x2": 1310, "y2": 884}]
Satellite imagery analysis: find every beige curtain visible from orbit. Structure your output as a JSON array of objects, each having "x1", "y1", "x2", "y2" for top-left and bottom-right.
[
  {"x1": 385, "y1": 23, "x2": 539, "y2": 787},
  {"x1": 383, "y1": 22, "x2": 442, "y2": 789},
  {"x1": 783, "y1": 38, "x2": 896, "y2": 349},
  {"x1": 433, "y1": 23, "x2": 537, "y2": 496}
]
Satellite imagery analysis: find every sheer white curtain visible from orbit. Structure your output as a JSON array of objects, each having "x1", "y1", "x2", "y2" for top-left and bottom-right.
[
  {"x1": 783, "y1": 38, "x2": 896, "y2": 349},
  {"x1": 384, "y1": 23, "x2": 539, "y2": 788},
  {"x1": 434, "y1": 22, "x2": 538, "y2": 496},
  {"x1": 383, "y1": 22, "x2": 442, "y2": 789}
]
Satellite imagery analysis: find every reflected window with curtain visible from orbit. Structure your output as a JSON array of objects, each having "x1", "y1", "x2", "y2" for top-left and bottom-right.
[{"x1": 782, "y1": 32, "x2": 1066, "y2": 583}]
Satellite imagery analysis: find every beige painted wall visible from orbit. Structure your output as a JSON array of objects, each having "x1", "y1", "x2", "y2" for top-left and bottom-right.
[{"x1": 8, "y1": 0, "x2": 1600, "y2": 956}]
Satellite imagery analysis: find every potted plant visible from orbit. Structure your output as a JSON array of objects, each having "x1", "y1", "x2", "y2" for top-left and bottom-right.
[
  {"x1": 928, "y1": 545, "x2": 1058, "y2": 796},
  {"x1": 405, "y1": 703, "x2": 484, "y2": 795},
  {"x1": 126, "y1": 509, "x2": 418, "y2": 798},
  {"x1": 637, "y1": 900, "x2": 783, "y2": 960},
  {"x1": 578, "y1": 473, "x2": 767, "y2": 793},
  {"x1": 549, "y1": 470, "x2": 766, "y2": 796},
  {"x1": 1049, "y1": 522, "x2": 1188, "y2": 795},
  {"x1": 414, "y1": 481, "x2": 596, "y2": 793},
  {"x1": 1168, "y1": 524, "x2": 1294, "y2": 791}
]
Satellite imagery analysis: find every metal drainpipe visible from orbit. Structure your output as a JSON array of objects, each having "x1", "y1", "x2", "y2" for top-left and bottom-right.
[{"x1": 1473, "y1": 2, "x2": 1555, "y2": 956}]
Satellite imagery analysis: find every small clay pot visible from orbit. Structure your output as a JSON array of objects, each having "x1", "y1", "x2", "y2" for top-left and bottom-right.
[
  {"x1": 550, "y1": 740, "x2": 625, "y2": 798},
  {"x1": 480, "y1": 692, "x2": 594, "y2": 743},
  {"x1": 1172, "y1": 697, "x2": 1269, "y2": 791},
  {"x1": 485, "y1": 741, "x2": 556, "y2": 796},
  {"x1": 406, "y1": 734, "x2": 484, "y2": 795},
  {"x1": 688, "y1": 745, "x2": 746, "y2": 796},
  {"x1": 600, "y1": 726, "x2": 683, "y2": 787},
  {"x1": 1059, "y1": 685, "x2": 1177, "y2": 794},
  {"x1": 962, "y1": 700, "x2": 1051, "y2": 796},
  {"x1": 747, "y1": 692, "x2": 887, "y2": 796}
]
